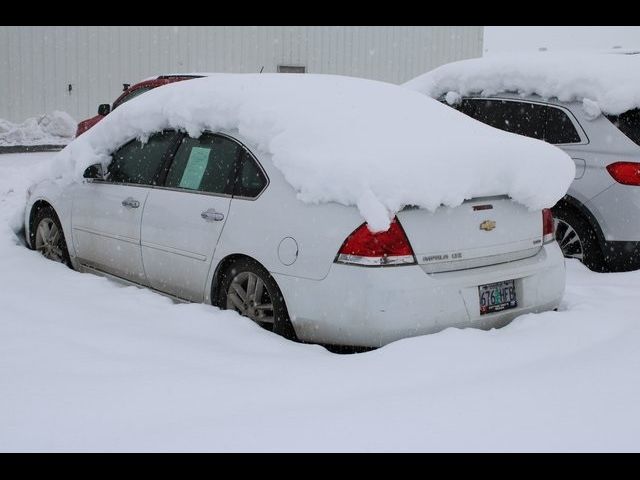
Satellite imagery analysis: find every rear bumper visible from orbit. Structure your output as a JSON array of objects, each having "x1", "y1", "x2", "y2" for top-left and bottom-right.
[{"x1": 274, "y1": 243, "x2": 566, "y2": 347}]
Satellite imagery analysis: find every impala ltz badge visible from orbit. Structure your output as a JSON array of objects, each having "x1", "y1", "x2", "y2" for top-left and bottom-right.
[{"x1": 480, "y1": 220, "x2": 496, "y2": 231}]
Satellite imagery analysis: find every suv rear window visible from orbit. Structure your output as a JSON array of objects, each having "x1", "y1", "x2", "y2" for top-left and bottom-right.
[{"x1": 607, "y1": 109, "x2": 640, "y2": 146}]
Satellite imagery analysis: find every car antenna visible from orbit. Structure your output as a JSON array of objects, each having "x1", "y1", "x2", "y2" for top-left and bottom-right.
[{"x1": 259, "y1": 66, "x2": 264, "y2": 73}]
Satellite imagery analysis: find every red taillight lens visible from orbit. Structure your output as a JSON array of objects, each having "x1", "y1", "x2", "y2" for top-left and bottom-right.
[
  {"x1": 606, "y1": 162, "x2": 640, "y2": 186},
  {"x1": 542, "y1": 208, "x2": 555, "y2": 244},
  {"x1": 336, "y1": 217, "x2": 416, "y2": 266}
]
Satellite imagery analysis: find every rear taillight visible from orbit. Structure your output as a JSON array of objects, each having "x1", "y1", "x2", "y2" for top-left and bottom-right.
[
  {"x1": 543, "y1": 208, "x2": 555, "y2": 244},
  {"x1": 606, "y1": 162, "x2": 640, "y2": 186},
  {"x1": 336, "y1": 217, "x2": 416, "y2": 266}
]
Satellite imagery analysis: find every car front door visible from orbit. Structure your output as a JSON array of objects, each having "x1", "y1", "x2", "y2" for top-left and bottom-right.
[
  {"x1": 71, "y1": 131, "x2": 180, "y2": 283},
  {"x1": 140, "y1": 133, "x2": 242, "y2": 302}
]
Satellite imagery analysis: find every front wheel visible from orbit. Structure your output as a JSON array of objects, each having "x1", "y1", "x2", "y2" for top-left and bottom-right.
[
  {"x1": 31, "y1": 206, "x2": 71, "y2": 267},
  {"x1": 217, "y1": 258, "x2": 298, "y2": 341}
]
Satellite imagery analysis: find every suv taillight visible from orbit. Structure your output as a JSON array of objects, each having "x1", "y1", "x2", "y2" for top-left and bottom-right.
[
  {"x1": 606, "y1": 162, "x2": 640, "y2": 186},
  {"x1": 543, "y1": 208, "x2": 555, "y2": 244},
  {"x1": 336, "y1": 217, "x2": 416, "y2": 266}
]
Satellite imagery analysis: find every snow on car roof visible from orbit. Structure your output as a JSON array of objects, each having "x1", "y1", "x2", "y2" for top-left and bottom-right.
[
  {"x1": 404, "y1": 52, "x2": 640, "y2": 118},
  {"x1": 55, "y1": 74, "x2": 574, "y2": 231}
]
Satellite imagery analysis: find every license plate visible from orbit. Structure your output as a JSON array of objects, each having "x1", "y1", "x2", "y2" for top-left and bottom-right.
[{"x1": 478, "y1": 280, "x2": 517, "y2": 315}]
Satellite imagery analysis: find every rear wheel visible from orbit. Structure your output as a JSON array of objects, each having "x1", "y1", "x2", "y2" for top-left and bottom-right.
[
  {"x1": 552, "y1": 207, "x2": 605, "y2": 272},
  {"x1": 31, "y1": 206, "x2": 71, "y2": 267},
  {"x1": 217, "y1": 258, "x2": 297, "y2": 340}
]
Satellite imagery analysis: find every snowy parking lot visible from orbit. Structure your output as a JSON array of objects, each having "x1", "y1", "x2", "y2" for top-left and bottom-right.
[{"x1": 2, "y1": 152, "x2": 640, "y2": 452}]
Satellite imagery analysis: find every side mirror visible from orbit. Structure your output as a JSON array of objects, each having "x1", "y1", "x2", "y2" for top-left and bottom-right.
[
  {"x1": 98, "y1": 104, "x2": 111, "y2": 116},
  {"x1": 83, "y1": 163, "x2": 104, "y2": 179}
]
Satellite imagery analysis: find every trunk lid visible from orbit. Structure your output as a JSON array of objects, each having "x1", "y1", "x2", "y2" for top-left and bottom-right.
[{"x1": 396, "y1": 196, "x2": 543, "y2": 273}]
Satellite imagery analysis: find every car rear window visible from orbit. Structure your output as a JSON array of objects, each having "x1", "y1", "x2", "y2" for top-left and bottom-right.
[{"x1": 607, "y1": 109, "x2": 640, "y2": 146}]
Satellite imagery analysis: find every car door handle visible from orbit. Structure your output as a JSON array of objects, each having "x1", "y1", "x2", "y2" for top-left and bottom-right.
[
  {"x1": 201, "y1": 208, "x2": 225, "y2": 222},
  {"x1": 122, "y1": 197, "x2": 140, "y2": 209}
]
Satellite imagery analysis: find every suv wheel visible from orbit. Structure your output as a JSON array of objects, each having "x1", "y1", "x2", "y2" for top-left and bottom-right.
[{"x1": 553, "y1": 208, "x2": 606, "y2": 272}]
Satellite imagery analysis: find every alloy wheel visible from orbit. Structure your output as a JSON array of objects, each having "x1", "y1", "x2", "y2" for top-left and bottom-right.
[
  {"x1": 554, "y1": 218, "x2": 584, "y2": 261},
  {"x1": 34, "y1": 218, "x2": 65, "y2": 263},
  {"x1": 226, "y1": 271, "x2": 275, "y2": 325}
]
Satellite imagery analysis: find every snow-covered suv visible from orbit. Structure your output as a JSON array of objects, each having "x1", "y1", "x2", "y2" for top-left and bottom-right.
[{"x1": 406, "y1": 52, "x2": 640, "y2": 272}]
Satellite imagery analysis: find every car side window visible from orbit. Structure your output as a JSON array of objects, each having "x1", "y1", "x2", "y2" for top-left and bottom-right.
[
  {"x1": 107, "y1": 131, "x2": 177, "y2": 185},
  {"x1": 542, "y1": 107, "x2": 581, "y2": 144},
  {"x1": 458, "y1": 99, "x2": 582, "y2": 145},
  {"x1": 458, "y1": 99, "x2": 546, "y2": 140},
  {"x1": 164, "y1": 134, "x2": 240, "y2": 195},
  {"x1": 113, "y1": 87, "x2": 152, "y2": 109},
  {"x1": 234, "y1": 150, "x2": 268, "y2": 198},
  {"x1": 607, "y1": 109, "x2": 640, "y2": 146}
]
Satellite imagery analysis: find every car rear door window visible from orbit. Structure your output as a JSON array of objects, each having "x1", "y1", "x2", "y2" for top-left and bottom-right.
[
  {"x1": 458, "y1": 99, "x2": 546, "y2": 140},
  {"x1": 107, "y1": 131, "x2": 177, "y2": 185},
  {"x1": 165, "y1": 134, "x2": 240, "y2": 195},
  {"x1": 607, "y1": 109, "x2": 640, "y2": 146},
  {"x1": 457, "y1": 99, "x2": 581, "y2": 144}
]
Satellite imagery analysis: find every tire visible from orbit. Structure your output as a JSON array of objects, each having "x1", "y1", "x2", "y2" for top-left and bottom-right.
[
  {"x1": 216, "y1": 258, "x2": 298, "y2": 341},
  {"x1": 552, "y1": 206, "x2": 606, "y2": 272},
  {"x1": 30, "y1": 205, "x2": 72, "y2": 267}
]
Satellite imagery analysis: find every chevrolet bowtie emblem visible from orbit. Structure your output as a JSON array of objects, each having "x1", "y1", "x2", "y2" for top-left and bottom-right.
[{"x1": 480, "y1": 220, "x2": 496, "y2": 231}]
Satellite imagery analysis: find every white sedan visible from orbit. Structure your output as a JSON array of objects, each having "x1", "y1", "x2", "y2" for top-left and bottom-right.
[{"x1": 24, "y1": 74, "x2": 568, "y2": 347}]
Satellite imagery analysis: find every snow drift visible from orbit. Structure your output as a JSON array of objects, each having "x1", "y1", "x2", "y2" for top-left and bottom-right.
[
  {"x1": 48, "y1": 74, "x2": 573, "y2": 231},
  {"x1": 0, "y1": 111, "x2": 76, "y2": 146},
  {"x1": 3, "y1": 152, "x2": 640, "y2": 452},
  {"x1": 404, "y1": 52, "x2": 640, "y2": 117}
]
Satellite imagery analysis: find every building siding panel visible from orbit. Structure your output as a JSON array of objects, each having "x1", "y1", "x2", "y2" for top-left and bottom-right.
[{"x1": 0, "y1": 26, "x2": 483, "y2": 122}]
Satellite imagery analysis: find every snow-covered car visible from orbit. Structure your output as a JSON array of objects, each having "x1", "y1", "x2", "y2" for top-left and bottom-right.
[
  {"x1": 405, "y1": 52, "x2": 640, "y2": 272},
  {"x1": 24, "y1": 74, "x2": 571, "y2": 347},
  {"x1": 75, "y1": 75, "x2": 204, "y2": 137}
]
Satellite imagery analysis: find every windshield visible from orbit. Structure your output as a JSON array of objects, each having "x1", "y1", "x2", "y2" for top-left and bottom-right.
[
  {"x1": 113, "y1": 86, "x2": 153, "y2": 110},
  {"x1": 607, "y1": 109, "x2": 640, "y2": 146}
]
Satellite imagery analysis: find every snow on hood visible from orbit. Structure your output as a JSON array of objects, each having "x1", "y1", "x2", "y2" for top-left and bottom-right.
[
  {"x1": 404, "y1": 52, "x2": 640, "y2": 117},
  {"x1": 53, "y1": 74, "x2": 574, "y2": 231}
]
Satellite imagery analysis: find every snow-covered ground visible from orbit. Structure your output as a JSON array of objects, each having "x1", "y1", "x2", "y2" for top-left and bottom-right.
[
  {"x1": 0, "y1": 112, "x2": 76, "y2": 147},
  {"x1": 2, "y1": 152, "x2": 640, "y2": 452}
]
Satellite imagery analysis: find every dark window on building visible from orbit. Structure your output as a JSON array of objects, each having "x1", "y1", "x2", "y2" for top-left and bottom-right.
[
  {"x1": 607, "y1": 109, "x2": 640, "y2": 146},
  {"x1": 277, "y1": 65, "x2": 306, "y2": 73},
  {"x1": 165, "y1": 133, "x2": 240, "y2": 195},
  {"x1": 234, "y1": 150, "x2": 268, "y2": 198},
  {"x1": 107, "y1": 131, "x2": 176, "y2": 185},
  {"x1": 457, "y1": 99, "x2": 581, "y2": 144}
]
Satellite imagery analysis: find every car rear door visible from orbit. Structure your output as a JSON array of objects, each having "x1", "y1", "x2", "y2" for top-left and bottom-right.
[
  {"x1": 71, "y1": 131, "x2": 180, "y2": 283},
  {"x1": 140, "y1": 133, "x2": 243, "y2": 302}
]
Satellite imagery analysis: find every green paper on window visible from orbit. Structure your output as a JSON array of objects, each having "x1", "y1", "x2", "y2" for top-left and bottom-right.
[{"x1": 179, "y1": 147, "x2": 210, "y2": 190}]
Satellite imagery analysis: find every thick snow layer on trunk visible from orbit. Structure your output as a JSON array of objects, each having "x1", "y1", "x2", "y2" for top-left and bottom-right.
[
  {"x1": 46, "y1": 74, "x2": 573, "y2": 232},
  {"x1": 404, "y1": 52, "x2": 640, "y2": 116}
]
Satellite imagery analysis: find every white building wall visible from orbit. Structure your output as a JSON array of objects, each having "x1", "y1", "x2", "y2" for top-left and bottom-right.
[{"x1": 0, "y1": 26, "x2": 483, "y2": 122}]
